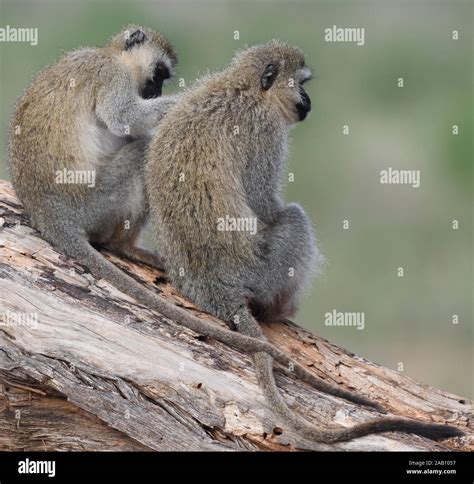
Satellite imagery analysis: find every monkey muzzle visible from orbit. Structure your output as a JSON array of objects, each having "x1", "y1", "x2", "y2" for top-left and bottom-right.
[
  {"x1": 142, "y1": 79, "x2": 162, "y2": 99},
  {"x1": 296, "y1": 87, "x2": 311, "y2": 121}
]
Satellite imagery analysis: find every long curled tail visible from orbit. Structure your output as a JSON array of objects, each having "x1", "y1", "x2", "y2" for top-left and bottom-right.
[
  {"x1": 254, "y1": 351, "x2": 463, "y2": 443},
  {"x1": 234, "y1": 308, "x2": 463, "y2": 443}
]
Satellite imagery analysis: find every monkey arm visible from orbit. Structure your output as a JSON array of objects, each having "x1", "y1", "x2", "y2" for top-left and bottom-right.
[{"x1": 96, "y1": 77, "x2": 177, "y2": 138}]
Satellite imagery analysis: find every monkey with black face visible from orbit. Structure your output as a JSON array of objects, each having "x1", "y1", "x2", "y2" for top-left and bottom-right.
[
  {"x1": 145, "y1": 41, "x2": 463, "y2": 443},
  {"x1": 9, "y1": 25, "x2": 177, "y2": 269},
  {"x1": 8, "y1": 27, "x2": 374, "y2": 413}
]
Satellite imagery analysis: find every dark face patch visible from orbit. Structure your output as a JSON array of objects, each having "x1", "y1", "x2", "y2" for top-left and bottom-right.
[
  {"x1": 295, "y1": 86, "x2": 311, "y2": 121},
  {"x1": 142, "y1": 63, "x2": 170, "y2": 99}
]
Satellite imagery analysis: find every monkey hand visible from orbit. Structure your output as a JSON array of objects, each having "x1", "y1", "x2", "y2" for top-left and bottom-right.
[{"x1": 146, "y1": 94, "x2": 180, "y2": 137}]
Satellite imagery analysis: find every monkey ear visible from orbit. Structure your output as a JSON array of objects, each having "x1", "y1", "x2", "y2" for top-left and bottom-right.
[
  {"x1": 125, "y1": 29, "x2": 147, "y2": 50},
  {"x1": 261, "y1": 64, "x2": 279, "y2": 90}
]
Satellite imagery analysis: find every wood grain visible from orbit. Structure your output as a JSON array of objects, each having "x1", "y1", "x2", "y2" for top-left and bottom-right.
[{"x1": 0, "y1": 180, "x2": 472, "y2": 451}]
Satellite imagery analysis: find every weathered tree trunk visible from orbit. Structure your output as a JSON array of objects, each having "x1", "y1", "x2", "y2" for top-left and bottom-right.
[{"x1": 0, "y1": 180, "x2": 472, "y2": 451}]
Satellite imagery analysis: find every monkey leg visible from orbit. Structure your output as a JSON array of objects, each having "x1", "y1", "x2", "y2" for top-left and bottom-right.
[
  {"x1": 103, "y1": 218, "x2": 166, "y2": 271},
  {"x1": 250, "y1": 203, "x2": 319, "y2": 322}
]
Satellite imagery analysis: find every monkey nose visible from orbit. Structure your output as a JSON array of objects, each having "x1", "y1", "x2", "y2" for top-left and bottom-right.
[
  {"x1": 296, "y1": 87, "x2": 311, "y2": 121},
  {"x1": 296, "y1": 100, "x2": 311, "y2": 121},
  {"x1": 300, "y1": 89, "x2": 311, "y2": 111},
  {"x1": 296, "y1": 103, "x2": 309, "y2": 121}
]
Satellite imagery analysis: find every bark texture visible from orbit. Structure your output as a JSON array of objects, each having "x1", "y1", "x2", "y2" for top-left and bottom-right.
[{"x1": 0, "y1": 180, "x2": 472, "y2": 451}]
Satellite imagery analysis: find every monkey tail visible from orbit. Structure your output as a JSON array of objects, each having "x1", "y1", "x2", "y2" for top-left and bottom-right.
[
  {"x1": 282, "y1": 355, "x2": 386, "y2": 411},
  {"x1": 233, "y1": 309, "x2": 463, "y2": 443},
  {"x1": 253, "y1": 351, "x2": 464, "y2": 443}
]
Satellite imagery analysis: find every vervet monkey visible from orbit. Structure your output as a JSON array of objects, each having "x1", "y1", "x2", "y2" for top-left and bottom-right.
[
  {"x1": 9, "y1": 25, "x2": 179, "y2": 269},
  {"x1": 8, "y1": 27, "x2": 377, "y2": 414},
  {"x1": 144, "y1": 41, "x2": 463, "y2": 443}
]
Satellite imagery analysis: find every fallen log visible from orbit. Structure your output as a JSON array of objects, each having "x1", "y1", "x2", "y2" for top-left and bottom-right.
[{"x1": 0, "y1": 179, "x2": 471, "y2": 451}]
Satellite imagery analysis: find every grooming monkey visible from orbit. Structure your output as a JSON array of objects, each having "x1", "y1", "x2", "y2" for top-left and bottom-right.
[
  {"x1": 144, "y1": 41, "x2": 463, "y2": 443},
  {"x1": 9, "y1": 25, "x2": 179, "y2": 269},
  {"x1": 8, "y1": 26, "x2": 378, "y2": 412}
]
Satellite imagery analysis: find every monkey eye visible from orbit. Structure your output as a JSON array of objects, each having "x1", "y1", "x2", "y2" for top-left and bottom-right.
[{"x1": 261, "y1": 64, "x2": 279, "y2": 90}]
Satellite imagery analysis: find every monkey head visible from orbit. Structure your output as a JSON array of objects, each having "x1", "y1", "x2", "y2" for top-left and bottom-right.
[
  {"x1": 107, "y1": 25, "x2": 178, "y2": 99},
  {"x1": 230, "y1": 41, "x2": 312, "y2": 124}
]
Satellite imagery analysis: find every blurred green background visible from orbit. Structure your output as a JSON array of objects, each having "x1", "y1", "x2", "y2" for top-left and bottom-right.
[{"x1": 0, "y1": 0, "x2": 472, "y2": 397}]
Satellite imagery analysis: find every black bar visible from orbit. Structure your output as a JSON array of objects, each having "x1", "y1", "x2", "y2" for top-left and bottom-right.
[{"x1": 0, "y1": 451, "x2": 472, "y2": 480}]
